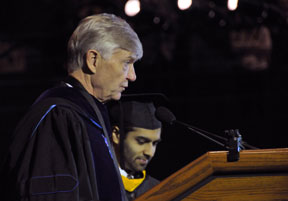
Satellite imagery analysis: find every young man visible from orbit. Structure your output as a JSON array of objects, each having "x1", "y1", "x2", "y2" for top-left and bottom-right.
[
  {"x1": 1, "y1": 13, "x2": 142, "y2": 201},
  {"x1": 109, "y1": 100, "x2": 162, "y2": 200}
]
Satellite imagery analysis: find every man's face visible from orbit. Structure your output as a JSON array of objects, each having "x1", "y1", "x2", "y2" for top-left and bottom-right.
[
  {"x1": 122, "y1": 127, "x2": 161, "y2": 173},
  {"x1": 92, "y1": 49, "x2": 137, "y2": 102}
]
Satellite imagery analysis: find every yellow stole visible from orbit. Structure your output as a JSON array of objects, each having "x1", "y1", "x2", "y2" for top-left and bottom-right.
[{"x1": 121, "y1": 170, "x2": 146, "y2": 192}]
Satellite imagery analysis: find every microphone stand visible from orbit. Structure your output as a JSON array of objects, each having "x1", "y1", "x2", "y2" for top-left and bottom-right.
[
  {"x1": 173, "y1": 120, "x2": 259, "y2": 162},
  {"x1": 175, "y1": 120, "x2": 227, "y2": 148}
]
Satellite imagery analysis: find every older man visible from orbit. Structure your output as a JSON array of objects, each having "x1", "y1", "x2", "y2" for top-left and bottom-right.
[
  {"x1": 2, "y1": 13, "x2": 142, "y2": 201},
  {"x1": 109, "y1": 100, "x2": 162, "y2": 200}
]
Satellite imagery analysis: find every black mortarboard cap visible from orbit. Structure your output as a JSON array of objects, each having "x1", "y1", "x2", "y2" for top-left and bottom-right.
[{"x1": 108, "y1": 93, "x2": 169, "y2": 129}]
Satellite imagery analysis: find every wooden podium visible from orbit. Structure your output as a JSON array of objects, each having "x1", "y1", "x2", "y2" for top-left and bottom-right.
[{"x1": 135, "y1": 148, "x2": 288, "y2": 201}]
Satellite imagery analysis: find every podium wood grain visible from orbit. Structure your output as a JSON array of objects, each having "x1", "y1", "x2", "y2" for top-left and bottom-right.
[{"x1": 135, "y1": 148, "x2": 288, "y2": 201}]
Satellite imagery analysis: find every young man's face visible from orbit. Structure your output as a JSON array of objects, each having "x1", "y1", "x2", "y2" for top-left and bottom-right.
[{"x1": 122, "y1": 127, "x2": 161, "y2": 174}]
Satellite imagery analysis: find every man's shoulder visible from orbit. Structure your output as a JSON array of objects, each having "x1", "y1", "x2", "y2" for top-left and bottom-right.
[
  {"x1": 126, "y1": 174, "x2": 160, "y2": 200},
  {"x1": 31, "y1": 86, "x2": 92, "y2": 118},
  {"x1": 28, "y1": 94, "x2": 85, "y2": 122},
  {"x1": 34, "y1": 85, "x2": 82, "y2": 105},
  {"x1": 12, "y1": 87, "x2": 92, "y2": 138},
  {"x1": 137, "y1": 174, "x2": 160, "y2": 192},
  {"x1": 144, "y1": 174, "x2": 160, "y2": 186},
  {"x1": 34, "y1": 85, "x2": 103, "y2": 122},
  {"x1": 13, "y1": 96, "x2": 85, "y2": 138}
]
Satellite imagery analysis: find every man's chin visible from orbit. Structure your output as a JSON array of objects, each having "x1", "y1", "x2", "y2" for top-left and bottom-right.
[
  {"x1": 135, "y1": 165, "x2": 147, "y2": 172},
  {"x1": 111, "y1": 92, "x2": 122, "y2": 101}
]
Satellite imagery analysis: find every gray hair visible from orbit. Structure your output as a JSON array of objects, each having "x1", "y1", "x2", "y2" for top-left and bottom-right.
[{"x1": 67, "y1": 13, "x2": 143, "y2": 73}]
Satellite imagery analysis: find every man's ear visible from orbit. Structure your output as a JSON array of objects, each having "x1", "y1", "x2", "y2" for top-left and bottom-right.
[
  {"x1": 86, "y1": 49, "x2": 99, "y2": 74},
  {"x1": 112, "y1": 126, "x2": 120, "y2": 145}
]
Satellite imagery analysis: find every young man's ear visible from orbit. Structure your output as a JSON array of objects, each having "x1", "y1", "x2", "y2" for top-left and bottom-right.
[
  {"x1": 112, "y1": 126, "x2": 120, "y2": 145},
  {"x1": 85, "y1": 49, "x2": 99, "y2": 74}
]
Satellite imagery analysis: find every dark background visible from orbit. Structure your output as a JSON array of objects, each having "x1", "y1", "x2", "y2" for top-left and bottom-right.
[{"x1": 1, "y1": 0, "x2": 288, "y2": 181}]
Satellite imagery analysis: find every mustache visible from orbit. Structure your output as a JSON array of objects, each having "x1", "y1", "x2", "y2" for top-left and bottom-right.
[{"x1": 137, "y1": 155, "x2": 151, "y2": 161}]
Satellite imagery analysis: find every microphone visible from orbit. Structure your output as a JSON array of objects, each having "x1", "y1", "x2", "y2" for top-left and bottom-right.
[
  {"x1": 155, "y1": 106, "x2": 227, "y2": 148},
  {"x1": 155, "y1": 106, "x2": 260, "y2": 162},
  {"x1": 155, "y1": 106, "x2": 176, "y2": 125},
  {"x1": 155, "y1": 106, "x2": 258, "y2": 150}
]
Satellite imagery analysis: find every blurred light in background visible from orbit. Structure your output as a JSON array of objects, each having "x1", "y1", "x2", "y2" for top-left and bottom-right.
[
  {"x1": 177, "y1": 0, "x2": 192, "y2": 10},
  {"x1": 125, "y1": 0, "x2": 141, "y2": 16},
  {"x1": 227, "y1": 0, "x2": 238, "y2": 11}
]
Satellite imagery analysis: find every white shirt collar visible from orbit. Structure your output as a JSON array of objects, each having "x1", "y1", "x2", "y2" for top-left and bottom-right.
[
  {"x1": 119, "y1": 167, "x2": 134, "y2": 179},
  {"x1": 65, "y1": 82, "x2": 73, "y2": 88}
]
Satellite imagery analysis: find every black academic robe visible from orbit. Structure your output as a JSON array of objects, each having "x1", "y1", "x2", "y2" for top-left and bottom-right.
[
  {"x1": 126, "y1": 175, "x2": 159, "y2": 201},
  {"x1": 1, "y1": 77, "x2": 126, "y2": 201}
]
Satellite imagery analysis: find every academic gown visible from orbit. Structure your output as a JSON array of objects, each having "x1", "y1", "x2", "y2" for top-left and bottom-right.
[
  {"x1": 121, "y1": 170, "x2": 159, "y2": 201},
  {"x1": 126, "y1": 175, "x2": 159, "y2": 200},
  {"x1": 1, "y1": 77, "x2": 126, "y2": 201}
]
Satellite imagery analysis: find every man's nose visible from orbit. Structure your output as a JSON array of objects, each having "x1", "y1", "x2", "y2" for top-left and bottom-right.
[
  {"x1": 127, "y1": 65, "x2": 136, "y2": 82},
  {"x1": 143, "y1": 144, "x2": 155, "y2": 158}
]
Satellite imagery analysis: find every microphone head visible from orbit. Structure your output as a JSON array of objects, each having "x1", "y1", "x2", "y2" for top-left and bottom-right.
[{"x1": 155, "y1": 106, "x2": 176, "y2": 125}]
